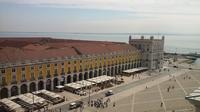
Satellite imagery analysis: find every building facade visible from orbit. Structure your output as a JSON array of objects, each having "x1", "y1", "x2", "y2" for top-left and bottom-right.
[
  {"x1": 129, "y1": 35, "x2": 165, "y2": 69},
  {"x1": 0, "y1": 38, "x2": 142, "y2": 99}
]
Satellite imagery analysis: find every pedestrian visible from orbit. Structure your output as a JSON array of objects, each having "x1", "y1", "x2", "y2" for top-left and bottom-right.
[
  {"x1": 160, "y1": 102, "x2": 163, "y2": 107},
  {"x1": 113, "y1": 102, "x2": 116, "y2": 107}
]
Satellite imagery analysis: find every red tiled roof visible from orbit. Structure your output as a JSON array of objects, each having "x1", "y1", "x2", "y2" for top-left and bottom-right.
[{"x1": 0, "y1": 37, "x2": 137, "y2": 64}]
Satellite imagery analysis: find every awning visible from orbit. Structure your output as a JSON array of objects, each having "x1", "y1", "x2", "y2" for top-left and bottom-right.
[
  {"x1": 76, "y1": 80, "x2": 95, "y2": 87},
  {"x1": 87, "y1": 75, "x2": 114, "y2": 84},
  {"x1": 123, "y1": 67, "x2": 148, "y2": 74},
  {"x1": 0, "y1": 98, "x2": 23, "y2": 111},
  {"x1": 56, "y1": 85, "x2": 65, "y2": 89},
  {"x1": 64, "y1": 83, "x2": 84, "y2": 90}
]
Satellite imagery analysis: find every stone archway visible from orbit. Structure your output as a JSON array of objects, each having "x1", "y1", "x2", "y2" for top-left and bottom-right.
[
  {"x1": 30, "y1": 82, "x2": 36, "y2": 92},
  {"x1": 38, "y1": 81, "x2": 44, "y2": 90},
  {"x1": 67, "y1": 75, "x2": 72, "y2": 84},
  {"x1": 84, "y1": 72, "x2": 88, "y2": 80},
  {"x1": 0, "y1": 88, "x2": 8, "y2": 99},
  {"x1": 79, "y1": 73, "x2": 83, "y2": 81},
  {"x1": 99, "y1": 69, "x2": 102, "y2": 76},
  {"x1": 125, "y1": 64, "x2": 128, "y2": 70},
  {"x1": 122, "y1": 65, "x2": 125, "y2": 71},
  {"x1": 134, "y1": 63, "x2": 137, "y2": 68},
  {"x1": 111, "y1": 67, "x2": 114, "y2": 76},
  {"x1": 115, "y1": 66, "x2": 118, "y2": 75},
  {"x1": 128, "y1": 64, "x2": 131, "y2": 69},
  {"x1": 89, "y1": 71, "x2": 93, "y2": 78},
  {"x1": 46, "y1": 79, "x2": 51, "y2": 91},
  {"x1": 94, "y1": 70, "x2": 98, "y2": 77},
  {"x1": 118, "y1": 66, "x2": 121, "y2": 74},
  {"x1": 11, "y1": 86, "x2": 18, "y2": 96},
  {"x1": 73, "y1": 74, "x2": 77, "y2": 82},
  {"x1": 107, "y1": 68, "x2": 110, "y2": 76},
  {"x1": 20, "y1": 84, "x2": 28, "y2": 94},
  {"x1": 53, "y1": 78, "x2": 59, "y2": 89},
  {"x1": 103, "y1": 68, "x2": 106, "y2": 75},
  {"x1": 60, "y1": 76, "x2": 66, "y2": 85}
]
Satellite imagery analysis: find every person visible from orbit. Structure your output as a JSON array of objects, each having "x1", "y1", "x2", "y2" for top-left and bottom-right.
[
  {"x1": 160, "y1": 102, "x2": 163, "y2": 107},
  {"x1": 113, "y1": 102, "x2": 116, "y2": 107}
]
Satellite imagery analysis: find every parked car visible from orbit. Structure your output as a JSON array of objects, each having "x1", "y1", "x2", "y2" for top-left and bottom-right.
[
  {"x1": 105, "y1": 90, "x2": 114, "y2": 97},
  {"x1": 69, "y1": 101, "x2": 83, "y2": 110}
]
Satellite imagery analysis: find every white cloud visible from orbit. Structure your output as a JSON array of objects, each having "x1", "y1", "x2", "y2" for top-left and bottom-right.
[{"x1": 1, "y1": 0, "x2": 200, "y2": 15}]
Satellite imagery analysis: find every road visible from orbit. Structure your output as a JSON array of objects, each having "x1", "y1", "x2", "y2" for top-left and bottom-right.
[{"x1": 50, "y1": 67, "x2": 182, "y2": 112}]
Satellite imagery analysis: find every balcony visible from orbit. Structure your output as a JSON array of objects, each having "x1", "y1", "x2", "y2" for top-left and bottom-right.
[
  {"x1": 38, "y1": 76, "x2": 43, "y2": 80},
  {"x1": 30, "y1": 77, "x2": 35, "y2": 81},
  {"x1": 21, "y1": 79, "x2": 27, "y2": 82},
  {"x1": 46, "y1": 74, "x2": 51, "y2": 78},
  {"x1": 54, "y1": 73, "x2": 58, "y2": 77},
  {"x1": 11, "y1": 80, "x2": 18, "y2": 84}
]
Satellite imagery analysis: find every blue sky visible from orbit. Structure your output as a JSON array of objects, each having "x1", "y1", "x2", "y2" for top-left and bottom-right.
[{"x1": 0, "y1": 0, "x2": 200, "y2": 34}]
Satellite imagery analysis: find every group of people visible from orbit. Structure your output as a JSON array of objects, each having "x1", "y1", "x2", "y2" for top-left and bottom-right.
[{"x1": 90, "y1": 98, "x2": 111, "y2": 109}]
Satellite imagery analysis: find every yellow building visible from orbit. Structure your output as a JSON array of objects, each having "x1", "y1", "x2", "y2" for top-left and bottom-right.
[{"x1": 0, "y1": 38, "x2": 141, "y2": 99}]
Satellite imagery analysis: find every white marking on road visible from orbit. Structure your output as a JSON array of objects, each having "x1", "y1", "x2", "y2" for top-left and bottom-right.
[
  {"x1": 158, "y1": 84, "x2": 167, "y2": 112},
  {"x1": 131, "y1": 92, "x2": 135, "y2": 112}
]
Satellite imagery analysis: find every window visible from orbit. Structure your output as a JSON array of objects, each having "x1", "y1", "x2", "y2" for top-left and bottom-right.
[
  {"x1": 39, "y1": 65, "x2": 42, "y2": 69},
  {"x1": 68, "y1": 61, "x2": 70, "y2": 64},
  {"x1": 54, "y1": 63, "x2": 57, "y2": 66},
  {"x1": 12, "y1": 75, "x2": 16, "y2": 82},
  {"x1": 12, "y1": 68, "x2": 16, "y2": 72},
  {"x1": 61, "y1": 63, "x2": 64, "y2": 66},
  {"x1": 22, "y1": 73, "x2": 26, "y2": 81},
  {"x1": 31, "y1": 66, "x2": 34, "y2": 70},
  {"x1": 47, "y1": 64, "x2": 50, "y2": 67},
  {"x1": 31, "y1": 72, "x2": 34, "y2": 79},
  {"x1": 1, "y1": 69, "x2": 5, "y2": 74},
  {"x1": 62, "y1": 68, "x2": 64, "y2": 73},
  {"x1": 74, "y1": 61, "x2": 76, "y2": 64},
  {"x1": 22, "y1": 67, "x2": 25, "y2": 71},
  {"x1": 54, "y1": 69, "x2": 58, "y2": 74}
]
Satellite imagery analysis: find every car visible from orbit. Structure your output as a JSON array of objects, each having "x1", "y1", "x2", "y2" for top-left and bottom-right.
[
  {"x1": 189, "y1": 68, "x2": 192, "y2": 70},
  {"x1": 173, "y1": 66, "x2": 178, "y2": 68},
  {"x1": 69, "y1": 101, "x2": 83, "y2": 110},
  {"x1": 105, "y1": 90, "x2": 114, "y2": 97}
]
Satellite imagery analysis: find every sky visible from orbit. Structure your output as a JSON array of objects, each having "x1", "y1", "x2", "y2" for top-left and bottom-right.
[{"x1": 0, "y1": 0, "x2": 200, "y2": 34}]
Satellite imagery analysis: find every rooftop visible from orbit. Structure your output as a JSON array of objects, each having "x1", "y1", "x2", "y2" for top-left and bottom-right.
[{"x1": 0, "y1": 37, "x2": 138, "y2": 65}]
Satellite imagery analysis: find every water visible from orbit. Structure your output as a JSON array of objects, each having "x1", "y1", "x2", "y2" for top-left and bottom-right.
[
  {"x1": 194, "y1": 58, "x2": 200, "y2": 66},
  {"x1": 0, "y1": 32, "x2": 200, "y2": 54}
]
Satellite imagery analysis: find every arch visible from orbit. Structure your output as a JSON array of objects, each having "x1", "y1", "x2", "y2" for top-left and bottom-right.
[
  {"x1": 128, "y1": 64, "x2": 131, "y2": 69},
  {"x1": 73, "y1": 74, "x2": 77, "y2": 82},
  {"x1": 94, "y1": 70, "x2": 98, "y2": 77},
  {"x1": 53, "y1": 78, "x2": 59, "y2": 89},
  {"x1": 125, "y1": 64, "x2": 128, "y2": 70},
  {"x1": 67, "y1": 75, "x2": 72, "y2": 84},
  {"x1": 99, "y1": 69, "x2": 102, "y2": 76},
  {"x1": 134, "y1": 63, "x2": 137, "y2": 68},
  {"x1": 118, "y1": 66, "x2": 121, "y2": 74},
  {"x1": 107, "y1": 68, "x2": 110, "y2": 76},
  {"x1": 30, "y1": 82, "x2": 36, "y2": 92},
  {"x1": 111, "y1": 67, "x2": 114, "y2": 76},
  {"x1": 46, "y1": 79, "x2": 51, "y2": 91},
  {"x1": 84, "y1": 72, "x2": 88, "y2": 80},
  {"x1": 103, "y1": 68, "x2": 106, "y2": 75},
  {"x1": 122, "y1": 65, "x2": 125, "y2": 71},
  {"x1": 20, "y1": 84, "x2": 28, "y2": 94},
  {"x1": 79, "y1": 73, "x2": 83, "y2": 81},
  {"x1": 11, "y1": 86, "x2": 18, "y2": 96},
  {"x1": 60, "y1": 76, "x2": 65, "y2": 86},
  {"x1": 38, "y1": 81, "x2": 44, "y2": 90},
  {"x1": 115, "y1": 66, "x2": 118, "y2": 75},
  {"x1": 0, "y1": 88, "x2": 8, "y2": 99},
  {"x1": 131, "y1": 63, "x2": 134, "y2": 68},
  {"x1": 89, "y1": 71, "x2": 93, "y2": 78}
]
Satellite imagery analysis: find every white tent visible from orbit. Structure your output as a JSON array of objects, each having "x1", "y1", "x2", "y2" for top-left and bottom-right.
[
  {"x1": 123, "y1": 67, "x2": 148, "y2": 74},
  {"x1": 87, "y1": 75, "x2": 114, "y2": 84},
  {"x1": 76, "y1": 80, "x2": 96, "y2": 87}
]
